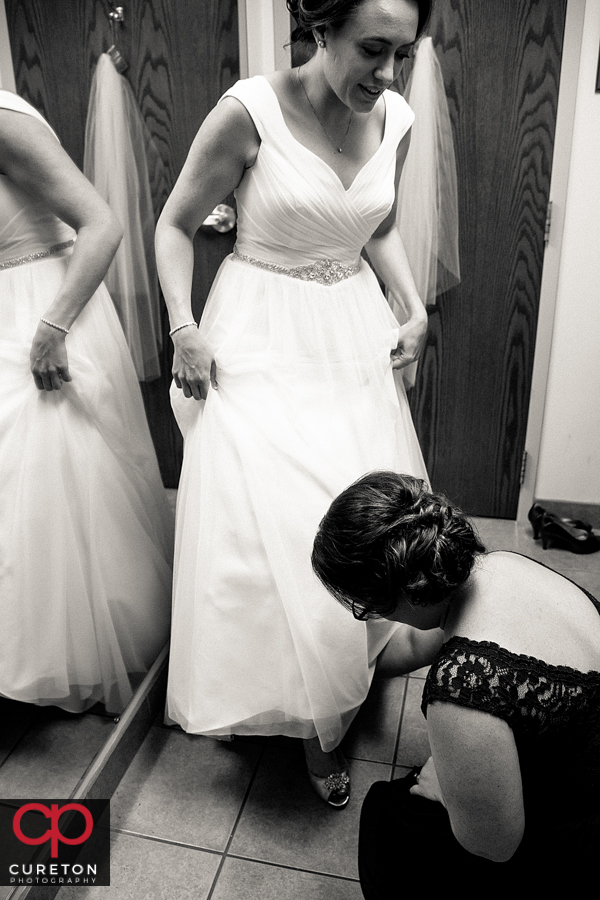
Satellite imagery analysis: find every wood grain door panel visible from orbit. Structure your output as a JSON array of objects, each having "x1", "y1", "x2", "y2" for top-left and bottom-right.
[{"x1": 407, "y1": 0, "x2": 567, "y2": 517}]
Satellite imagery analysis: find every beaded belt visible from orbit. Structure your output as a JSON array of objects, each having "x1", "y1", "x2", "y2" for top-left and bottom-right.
[
  {"x1": 233, "y1": 246, "x2": 361, "y2": 286},
  {"x1": 0, "y1": 239, "x2": 75, "y2": 271}
]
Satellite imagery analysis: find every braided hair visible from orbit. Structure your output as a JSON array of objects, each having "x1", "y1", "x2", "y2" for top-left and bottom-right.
[
  {"x1": 312, "y1": 471, "x2": 485, "y2": 619},
  {"x1": 286, "y1": 0, "x2": 433, "y2": 45}
]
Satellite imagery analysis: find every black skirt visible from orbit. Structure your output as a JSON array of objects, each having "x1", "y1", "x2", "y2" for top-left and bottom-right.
[{"x1": 358, "y1": 770, "x2": 596, "y2": 899}]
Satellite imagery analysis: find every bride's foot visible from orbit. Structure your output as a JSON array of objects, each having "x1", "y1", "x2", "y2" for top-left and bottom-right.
[{"x1": 303, "y1": 737, "x2": 350, "y2": 809}]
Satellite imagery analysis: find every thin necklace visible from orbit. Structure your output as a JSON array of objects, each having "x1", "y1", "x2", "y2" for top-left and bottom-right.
[{"x1": 297, "y1": 67, "x2": 353, "y2": 154}]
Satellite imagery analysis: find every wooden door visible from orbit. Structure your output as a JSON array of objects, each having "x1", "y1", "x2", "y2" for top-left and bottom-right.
[
  {"x1": 5, "y1": 0, "x2": 240, "y2": 487},
  {"x1": 406, "y1": 0, "x2": 567, "y2": 517}
]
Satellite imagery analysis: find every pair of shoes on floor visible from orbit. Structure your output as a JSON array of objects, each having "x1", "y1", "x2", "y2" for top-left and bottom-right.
[
  {"x1": 528, "y1": 503, "x2": 594, "y2": 539},
  {"x1": 305, "y1": 747, "x2": 351, "y2": 809},
  {"x1": 528, "y1": 503, "x2": 600, "y2": 554}
]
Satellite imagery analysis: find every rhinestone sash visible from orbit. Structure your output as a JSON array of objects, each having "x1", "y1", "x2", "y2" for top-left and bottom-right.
[
  {"x1": 233, "y1": 246, "x2": 361, "y2": 286},
  {"x1": 0, "y1": 239, "x2": 75, "y2": 271}
]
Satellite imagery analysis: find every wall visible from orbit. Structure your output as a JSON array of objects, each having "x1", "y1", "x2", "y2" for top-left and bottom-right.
[{"x1": 535, "y1": 0, "x2": 600, "y2": 503}]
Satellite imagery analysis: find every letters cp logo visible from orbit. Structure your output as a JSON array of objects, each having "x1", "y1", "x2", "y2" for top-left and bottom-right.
[{"x1": 13, "y1": 803, "x2": 94, "y2": 858}]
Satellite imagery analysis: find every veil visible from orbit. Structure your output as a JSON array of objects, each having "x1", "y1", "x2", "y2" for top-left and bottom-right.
[
  {"x1": 84, "y1": 53, "x2": 164, "y2": 381},
  {"x1": 390, "y1": 36, "x2": 461, "y2": 388}
]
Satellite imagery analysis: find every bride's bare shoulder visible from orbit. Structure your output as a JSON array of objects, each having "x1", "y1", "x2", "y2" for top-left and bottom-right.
[{"x1": 264, "y1": 70, "x2": 298, "y2": 110}]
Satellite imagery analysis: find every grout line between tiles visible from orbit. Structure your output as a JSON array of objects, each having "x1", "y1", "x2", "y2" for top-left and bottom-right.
[
  {"x1": 390, "y1": 676, "x2": 409, "y2": 781},
  {"x1": 344, "y1": 754, "x2": 396, "y2": 764},
  {"x1": 205, "y1": 741, "x2": 268, "y2": 900},
  {"x1": 109, "y1": 826, "x2": 223, "y2": 855},
  {"x1": 105, "y1": 826, "x2": 363, "y2": 885},
  {"x1": 221, "y1": 853, "x2": 361, "y2": 882}
]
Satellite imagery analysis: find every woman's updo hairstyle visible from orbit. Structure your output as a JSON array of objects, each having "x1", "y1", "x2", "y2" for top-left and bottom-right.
[
  {"x1": 312, "y1": 471, "x2": 485, "y2": 619},
  {"x1": 287, "y1": 0, "x2": 433, "y2": 46}
]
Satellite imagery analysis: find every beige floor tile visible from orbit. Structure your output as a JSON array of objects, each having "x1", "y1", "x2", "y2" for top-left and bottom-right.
[
  {"x1": 516, "y1": 535, "x2": 595, "y2": 572},
  {"x1": 229, "y1": 742, "x2": 390, "y2": 879},
  {"x1": 395, "y1": 678, "x2": 430, "y2": 768},
  {"x1": 110, "y1": 726, "x2": 261, "y2": 851},
  {"x1": 498, "y1": 525, "x2": 600, "y2": 596},
  {"x1": 212, "y1": 857, "x2": 363, "y2": 900},
  {"x1": 409, "y1": 666, "x2": 430, "y2": 678},
  {"x1": 0, "y1": 711, "x2": 114, "y2": 798},
  {"x1": 471, "y1": 517, "x2": 519, "y2": 552},
  {"x1": 560, "y1": 568, "x2": 600, "y2": 598},
  {"x1": 472, "y1": 515, "x2": 600, "y2": 595},
  {"x1": 342, "y1": 676, "x2": 406, "y2": 764},
  {"x1": 55, "y1": 831, "x2": 220, "y2": 899}
]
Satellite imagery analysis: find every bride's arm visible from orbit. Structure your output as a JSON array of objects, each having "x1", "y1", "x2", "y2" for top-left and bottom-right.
[
  {"x1": 0, "y1": 110, "x2": 122, "y2": 391},
  {"x1": 155, "y1": 98, "x2": 259, "y2": 400},
  {"x1": 364, "y1": 130, "x2": 427, "y2": 370}
]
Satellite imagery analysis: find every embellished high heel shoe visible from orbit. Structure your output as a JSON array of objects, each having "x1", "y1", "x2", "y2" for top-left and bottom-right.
[
  {"x1": 307, "y1": 767, "x2": 350, "y2": 808},
  {"x1": 541, "y1": 512, "x2": 600, "y2": 554},
  {"x1": 528, "y1": 503, "x2": 593, "y2": 540},
  {"x1": 304, "y1": 745, "x2": 350, "y2": 809}
]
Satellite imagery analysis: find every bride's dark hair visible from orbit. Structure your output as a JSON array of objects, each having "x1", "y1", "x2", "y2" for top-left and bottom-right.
[
  {"x1": 311, "y1": 471, "x2": 485, "y2": 619},
  {"x1": 287, "y1": 0, "x2": 433, "y2": 45}
]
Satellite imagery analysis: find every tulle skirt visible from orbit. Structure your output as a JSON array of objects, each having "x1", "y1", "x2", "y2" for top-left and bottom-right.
[
  {"x1": 166, "y1": 254, "x2": 427, "y2": 751},
  {"x1": 0, "y1": 248, "x2": 174, "y2": 713}
]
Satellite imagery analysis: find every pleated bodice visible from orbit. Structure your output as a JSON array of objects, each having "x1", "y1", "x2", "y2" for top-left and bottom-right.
[{"x1": 221, "y1": 76, "x2": 414, "y2": 268}]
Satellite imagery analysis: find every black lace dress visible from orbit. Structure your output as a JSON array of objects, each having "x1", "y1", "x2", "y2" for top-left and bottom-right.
[{"x1": 359, "y1": 586, "x2": 600, "y2": 898}]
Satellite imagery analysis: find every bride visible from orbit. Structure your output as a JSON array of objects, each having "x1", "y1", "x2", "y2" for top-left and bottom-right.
[{"x1": 156, "y1": 0, "x2": 432, "y2": 807}]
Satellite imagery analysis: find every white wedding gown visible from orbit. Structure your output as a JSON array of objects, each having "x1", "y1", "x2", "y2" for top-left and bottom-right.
[
  {"x1": 166, "y1": 76, "x2": 428, "y2": 751},
  {"x1": 0, "y1": 90, "x2": 174, "y2": 714}
]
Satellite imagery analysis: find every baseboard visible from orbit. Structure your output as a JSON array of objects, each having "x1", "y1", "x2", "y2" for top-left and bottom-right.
[{"x1": 536, "y1": 499, "x2": 600, "y2": 529}]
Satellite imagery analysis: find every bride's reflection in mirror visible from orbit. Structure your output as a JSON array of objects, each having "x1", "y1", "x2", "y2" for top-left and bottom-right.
[
  {"x1": 0, "y1": 86, "x2": 174, "y2": 799},
  {"x1": 0, "y1": 0, "x2": 237, "y2": 806}
]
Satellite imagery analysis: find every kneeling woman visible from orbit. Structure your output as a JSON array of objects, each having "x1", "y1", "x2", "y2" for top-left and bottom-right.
[{"x1": 312, "y1": 472, "x2": 600, "y2": 895}]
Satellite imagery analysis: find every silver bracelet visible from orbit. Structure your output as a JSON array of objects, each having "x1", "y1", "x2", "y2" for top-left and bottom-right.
[
  {"x1": 40, "y1": 318, "x2": 69, "y2": 334},
  {"x1": 169, "y1": 321, "x2": 197, "y2": 337}
]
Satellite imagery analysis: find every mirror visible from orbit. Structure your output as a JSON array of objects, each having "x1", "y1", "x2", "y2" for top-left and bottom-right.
[{"x1": 0, "y1": 0, "x2": 241, "y2": 815}]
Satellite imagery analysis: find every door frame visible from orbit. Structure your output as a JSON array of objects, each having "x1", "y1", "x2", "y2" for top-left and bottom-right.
[
  {"x1": 237, "y1": 0, "x2": 291, "y2": 77},
  {"x1": 0, "y1": 0, "x2": 16, "y2": 89},
  {"x1": 516, "y1": 0, "x2": 586, "y2": 523}
]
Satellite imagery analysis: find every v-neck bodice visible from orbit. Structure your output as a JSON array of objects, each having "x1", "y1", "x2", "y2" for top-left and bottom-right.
[
  {"x1": 262, "y1": 78, "x2": 390, "y2": 194},
  {"x1": 219, "y1": 75, "x2": 414, "y2": 268}
]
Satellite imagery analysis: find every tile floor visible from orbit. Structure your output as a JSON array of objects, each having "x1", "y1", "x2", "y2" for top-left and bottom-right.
[{"x1": 38, "y1": 514, "x2": 597, "y2": 899}]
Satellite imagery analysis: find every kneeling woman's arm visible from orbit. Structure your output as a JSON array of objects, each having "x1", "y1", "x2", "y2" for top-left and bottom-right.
[
  {"x1": 377, "y1": 626, "x2": 445, "y2": 676},
  {"x1": 425, "y1": 702, "x2": 525, "y2": 862}
]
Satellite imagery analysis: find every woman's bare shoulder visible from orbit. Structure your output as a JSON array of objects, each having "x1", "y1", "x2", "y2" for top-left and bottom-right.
[
  {"x1": 264, "y1": 70, "x2": 298, "y2": 115},
  {"x1": 192, "y1": 91, "x2": 261, "y2": 172},
  {"x1": 0, "y1": 108, "x2": 57, "y2": 165},
  {"x1": 449, "y1": 550, "x2": 600, "y2": 671}
]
